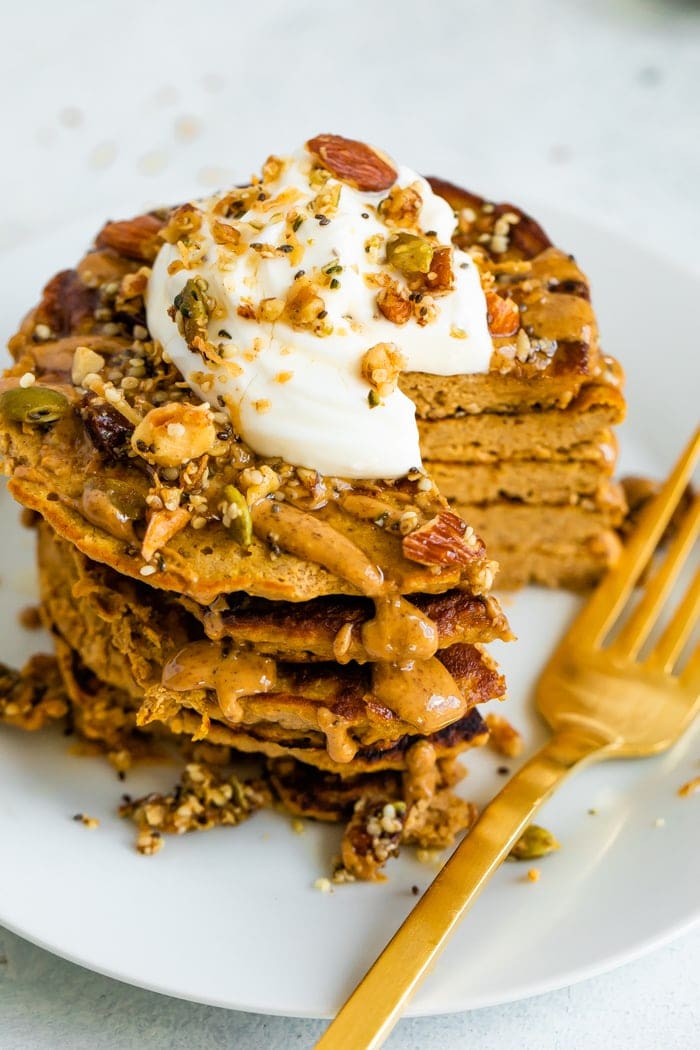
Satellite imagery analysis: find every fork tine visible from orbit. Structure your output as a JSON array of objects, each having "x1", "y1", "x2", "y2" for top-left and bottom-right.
[
  {"x1": 608, "y1": 494, "x2": 700, "y2": 660},
  {"x1": 680, "y1": 642, "x2": 700, "y2": 692},
  {"x1": 572, "y1": 426, "x2": 700, "y2": 648},
  {"x1": 645, "y1": 565, "x2": 700, "y2": 673}
]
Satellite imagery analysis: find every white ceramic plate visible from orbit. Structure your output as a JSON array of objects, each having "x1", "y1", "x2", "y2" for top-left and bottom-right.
[{"x1": 0, "y1": 211, "x2": 698, "y2": 1018}]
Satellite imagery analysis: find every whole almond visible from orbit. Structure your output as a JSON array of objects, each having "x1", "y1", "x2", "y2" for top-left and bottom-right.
[
  {"x1": 95, "y1": 214, "x2": 164, "y2": 262},
  {"x1": 306, "y1": 134, "x2": 397, "y2": 192}
]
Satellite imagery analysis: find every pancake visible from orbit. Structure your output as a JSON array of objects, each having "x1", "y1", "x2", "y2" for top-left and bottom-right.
[{"x1": 37, "y1": 522, "x2": 504, "y2": 774}]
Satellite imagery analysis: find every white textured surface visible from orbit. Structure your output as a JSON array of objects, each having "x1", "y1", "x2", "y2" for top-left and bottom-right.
[{"x1": 1, "y1": 0, "x2": 700, "y2": 1046}]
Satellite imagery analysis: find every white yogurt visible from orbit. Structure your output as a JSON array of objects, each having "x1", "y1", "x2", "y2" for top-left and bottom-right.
[{"x1": 146, "y1": 144, "x2": 492, "y2": 478}]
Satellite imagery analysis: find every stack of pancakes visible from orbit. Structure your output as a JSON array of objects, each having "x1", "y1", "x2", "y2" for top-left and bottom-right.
[
  {"x1": 401, "y1": 180, "x2": 626, "y2": 589},
  {"x1": 0, "y1": 205, "x2": 512, "y2": 875}
]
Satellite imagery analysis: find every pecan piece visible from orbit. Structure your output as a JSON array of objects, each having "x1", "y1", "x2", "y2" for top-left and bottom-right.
[
  {"x1": 306, "y1": 134, "x2": 397, "y2": 192},
  {"x1": 377, "y1": 287, "x2": 411, "y2": 325},
  {"x1": 402, "y1": 511, "x2": 485, "y2": 567},
  {"x1": 425, "y1": 246, "x2": 453, "y2": 294},
  {"x1": 485, "y1": 290, "x2": 519, "y2": 336},
  {"x1": 95, "y1": 214, "x2": 164, "y2": 263}
]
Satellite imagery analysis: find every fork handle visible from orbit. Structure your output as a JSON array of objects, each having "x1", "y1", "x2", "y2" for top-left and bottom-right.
[{"x1": 315, "y1": 725, "x2": 614, "y2": 1050}]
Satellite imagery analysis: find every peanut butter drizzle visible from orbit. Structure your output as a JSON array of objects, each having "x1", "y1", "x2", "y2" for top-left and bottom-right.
[
  {"x1": 162, "y1": 640, "x2": 276, "y2": 723},
  {"x1": 166, "y1": 496, "x2": 470, "y2": 758},
  {"x1": 371, "y1": 658, "x2": 467, "y2": 733},
  {"x1": 316, "y1": 707, "x2": 358, "y2": 763},
  {"x1": 249, "y1": 494, "x2": 469, "y2": 745},
  {"x1": 361, "y1": 594, "x2": 438, "y2": 663},
  {"x1": 251, "y1": 499, "x2": 385, "y2": 596}
]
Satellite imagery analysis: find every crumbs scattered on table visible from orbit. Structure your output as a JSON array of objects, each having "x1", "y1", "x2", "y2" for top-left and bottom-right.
[
  {"x1": 291, "y1": 818, "x2": 305, "y2": 834},
  {"x1": 588, "y1": 808, "x2": 598, "y2": 816},
  {"x1": 17, "y1": 605, "x2": 42, "y2": 630},
  {"x1": 72, "y1": 813, "x2": 99, "y2": 829},
  {"x1": 497, "y1": 766, "x2": 510, "y2": 776},
  {"x1": 485, "y1": 713, "x2": 524, "y2": 758},
  {"x1": 313, "y1": 877, "x2": 333, "y2": 894},
  {"x1": 653, "y1": 817, "x2": 666, "y2": 828},
  {"x1": 527, "y1": 867, "x2": 541, "y2": 883},
  {"x1": 411, "y1": 884, "x2": 420, "y2": 896},
  {"x1": 415, "y1": 848, "x2": 443, "y2": 866},
  {"x1": 136, "y1": 829, "x2": 163, "y2": 855}
]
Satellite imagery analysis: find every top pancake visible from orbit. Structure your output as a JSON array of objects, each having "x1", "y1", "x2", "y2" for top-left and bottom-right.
[{"x1": 0, "y1": 178, "x2": 614, "y2": 603}]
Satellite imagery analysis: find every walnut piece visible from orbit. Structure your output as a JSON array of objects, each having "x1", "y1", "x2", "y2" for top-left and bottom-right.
[{"x1": 377, "y1": 287, "x2": 412, "y2": 325}]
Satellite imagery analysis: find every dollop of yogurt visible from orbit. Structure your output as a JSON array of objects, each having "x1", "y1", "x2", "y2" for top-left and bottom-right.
[{"x1": 146, "y1": 140, "x2": 493, "y2": 478}]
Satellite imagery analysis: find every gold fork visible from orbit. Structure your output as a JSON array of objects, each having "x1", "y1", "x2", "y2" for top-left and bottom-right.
[{"x1": 316, "y1": 425, "x2": 700, "y2": 1050}]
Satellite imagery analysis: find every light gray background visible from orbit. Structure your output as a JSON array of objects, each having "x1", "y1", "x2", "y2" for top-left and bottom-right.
[{"x1": 2, "y1": 1, "x2": 699, "y2": 1047}]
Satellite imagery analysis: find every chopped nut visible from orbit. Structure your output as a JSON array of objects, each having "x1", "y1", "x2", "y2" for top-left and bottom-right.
[
  {"x1": 486, "y1": 713, "x2": 524, "y2": 757},
  {"x1": 424, "y1": 247, "x2": 453, "y2": 294},
  {"x1": 141, "y1": 506, "x2": 190, "y2": 562},
  {"x1": 377, "y1": 287, "x2": 412, "y2": 325},
  {"x1": 72, "y1": 346, "x2": 106, "y2": 386},
  {"x1": 159, "y1": 203, "x2": 203, "y2": 245},
  {"x1": 509, "y1": 824, "x2": 560, "y2": 860},
  {"x1": 385, "y1": 233, "x2": 433, "y2": 275},
  {"x1": 121, "y1": 763, "x2": 272, "y2": 851},
  {"x1": 377, "y1": 183, "x2": 423, "y2": 228},
  {"x1": 360, "y1": 342, "x2": 406, "y2": 398},
  {"x1": 402, "y1": 512, "x2": 485, "y2": 568},
  {"x1": 485, "y1": 290, "x2": 519, "y2": 336},
  {"x1": 284, "y1": 278, "x2": 326, "y2": 331},
  {"x1": 132, "y1": 402, "x2": 216, "y2": 468}
]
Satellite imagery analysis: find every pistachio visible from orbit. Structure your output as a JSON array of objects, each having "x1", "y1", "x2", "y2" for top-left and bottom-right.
[
  {"x1": 222, "y1": 485, "x2": 253, "y2": 547},
  {"x1": 508, "y1": 824, "x2": 560, "y2": 861},
  {"x1": 81, "y1": 479, "x2": 145, "y2": 542},
  {"x1": 385, "y1": 233, "x2": 433, "y2": 275},
  {"x1": 173, "y1": 277, "x2": 212, "y2": 349},
  {"x1": 0, "y1": 386, "x2": 69, "y2": 425}
]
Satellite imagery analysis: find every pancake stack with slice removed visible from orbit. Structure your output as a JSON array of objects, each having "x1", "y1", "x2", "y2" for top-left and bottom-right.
[
  {"x1": 400, "y1": 179, "x2": 626, "y2": 589},
  {"x1": 0, "y1": 136, "x2": 626, "y2": 880},
  {"x1": 0, "y1": 145, "x2": 518, "y2": 877}
]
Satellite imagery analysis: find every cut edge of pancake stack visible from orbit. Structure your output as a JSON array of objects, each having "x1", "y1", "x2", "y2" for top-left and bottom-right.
[{"x1": 402, "y1": 178, "x2": 627, "y2": 590}]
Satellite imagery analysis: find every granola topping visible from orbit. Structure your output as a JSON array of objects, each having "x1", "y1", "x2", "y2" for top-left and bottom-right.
[{"x1": 146, "y1": 139, "x2": 493, "y2": 479}]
